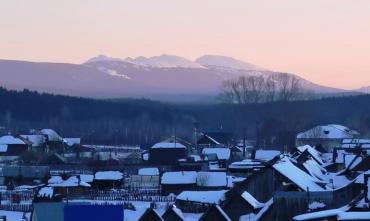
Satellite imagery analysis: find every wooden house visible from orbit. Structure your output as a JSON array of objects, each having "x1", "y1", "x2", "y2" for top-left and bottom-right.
[
  {"x1": 40, "y1": 129, "x2": 64, "y2": 152},
  {"x1": 138, "y1": 208, "x2": 164, "y2": 221},
  {"x1": 149, "y1": 141, "x2": 187, "y2": 165},
  {"x1": 93, "y1": 171, "x2": 123, "y2": 189},
  {"x1": 175, "y1": 190, "x2": 227, "y2": 213},
  {"x1": 0, "y1": 135, "x2": 29, "y2": 158},
  {"x1": 198, "y1": 204, "x2": 231, "y2": 221},
  {"x1": 161, "y1": 171, "x2": 197, "y2": 195},
  {"x1": 162, "y1": 206, "x2": 185, "y2": 221},
  {"x1": 296, "y1": 124, "x2": 360, "y2": 152},
  {"x1": 222, "y1": 191, "x2": 264, "y2": 221}
]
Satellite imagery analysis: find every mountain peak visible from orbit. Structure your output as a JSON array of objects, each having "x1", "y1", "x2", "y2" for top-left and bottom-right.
[
  {"x1": 127, "y1": 54, "x2": 205, "y2": 68},
  {"x1": 195, "y1": 55, "x2": 264, "y2": 71},
  {"x1": 84, "y1": 54, "x2": 125, "y2": 64}
]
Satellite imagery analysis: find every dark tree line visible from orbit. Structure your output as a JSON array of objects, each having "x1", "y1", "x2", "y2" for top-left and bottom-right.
[{"x1": 1, "y1": 87, "x2": 370, "y2": 151}]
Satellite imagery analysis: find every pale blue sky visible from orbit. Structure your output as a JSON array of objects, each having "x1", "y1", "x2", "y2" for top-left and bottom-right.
[{"x1": 1, "y1": 0, "x2": 370, "y2": 89}]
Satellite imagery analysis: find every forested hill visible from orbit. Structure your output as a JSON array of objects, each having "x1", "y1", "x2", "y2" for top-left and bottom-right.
[
  {"x1": 0, "y1": 87, "x2": 193, "y2": 146},
  {"x1": 1, "y1": 87, "x2": 370, "y2": 149}
]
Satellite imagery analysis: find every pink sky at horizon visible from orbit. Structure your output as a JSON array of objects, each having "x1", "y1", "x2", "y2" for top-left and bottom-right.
[{"x1": 1, "y1": 0, "x2": 370, "y2": 90}]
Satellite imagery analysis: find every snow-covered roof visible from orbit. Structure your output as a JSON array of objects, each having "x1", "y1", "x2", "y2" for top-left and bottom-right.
[
  {"x1": 0, "y1": 144, "x2": 8, "y2": 152},
  {"x1": 161, "y1": 171, "x2": 197, "y2": 184},
  {"x1": 138, "y1": 167, "x2": 159, "y2": 176},
  {"x1": 151, "y1": 142, "x2": 186, "y2": 149},
  {"x1": 0, "y1": 210, "x2": 31, "y2": 221},
  {"x1": 20, "y1": 135, "x2": 46, "y2": 147},
  {"x1": 297, "y1": 145, "x2": 324, "y2": 165},
  {"x1": 95, "y1": 171, "x2": 123, "y2": 180},
  {"x1": 79, "y1": 174, "x2": 94, "y2": 183},
  {"x1": 345, "y1": 154, "x2": 362, "y2": 170},
  {"x1": 196, "y1": 172, "x2": 227, "y2": 187},
  {"x1": 239, "y1": 198, "x2": 274, "y2": 221},
  {"x1": 337, "y1": 212, "x2": 370, "y2": 220},
  {"x1": 273, "y1": 157, "x2": 326, "y2": 192},
  {"x1": 176, "y1": 190, "x2": 227, "y2": 204},
  {"x1": 214, "y1": 205, "x2": 231, "y2": 221},
  {"x1": 254, "y1": 150, "x2": 280, "y2": 161},
  {"x1": 0, "y1": 135, "x2": 26, "y2": 145},
  {"x1": 204, "y1": 134, "x2": 221, "y2": 145},
  {"x1": 48, "y1": 176, "x2": 63, "y2": 184},
  {"x1": 38, "y1": 187, "x2": 54, "y2": 198},
  {"x1": 40, "y1": 129, "x2": 62, "y2": 141},
  {"x1": 241, "y1": 191, "x2": 264, "y2": 209},
  {"x1": 303, "y1": 159, "x2": 327, "y2": 180},
  {"x1": 229, "y1": 159, "x2": 264, "y2": 169},
  {"x1": 202, "y1": 148, "x2": 230, "y2": 160},
  {"x1": 293, "y1": 205, "x2": 350, "y2": 220},
  {"x1": 227, "y1": 176, "x2": 246, "y2": 188},
  {"x1": 297, "y1": 124, "x2": 359, "y2": 139},
  {"x1": 63, "y1": 138, "x2": 81, "y2": 146},
  {"x1": 48, "y1": 176, "x2": 91, "y2": 187}
]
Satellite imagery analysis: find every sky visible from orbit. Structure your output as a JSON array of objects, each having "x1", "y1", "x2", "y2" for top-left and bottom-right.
[{"x1": 1, "y1": 0, "x2": 370, "y2": 89}]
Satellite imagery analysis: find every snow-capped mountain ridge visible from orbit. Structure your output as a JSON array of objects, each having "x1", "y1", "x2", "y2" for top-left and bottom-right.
[
  {"x1": 195, "y1": 55, "x2": 265, "y2": 71},
  {"x1": 125, "y1": 54, "x2": 205, "y2": 69},
  {"x1": 84, "y1": 54, "x2": 266, "y2": 70}
]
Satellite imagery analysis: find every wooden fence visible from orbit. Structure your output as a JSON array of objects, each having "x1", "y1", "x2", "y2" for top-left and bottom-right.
[{"x1": 68, "y1": 189, "x2": 175, "y2": 202}]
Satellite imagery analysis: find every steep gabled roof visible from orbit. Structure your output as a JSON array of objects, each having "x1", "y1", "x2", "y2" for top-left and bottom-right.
[
  {"x1": 162, "y1": 206, "x2": 185, "y2": 221},
  {"x1": 199, "y1": 204, "x2": 231, "y2": 221},
  {"x1": 138, "y1": 208, "x2": 164, "y2": 221},
  {"x1": 273, "y1": 157, "x2": 326, "y2": 192}
]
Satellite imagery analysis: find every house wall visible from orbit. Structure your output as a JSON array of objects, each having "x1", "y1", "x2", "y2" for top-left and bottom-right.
[
  {"x1": 0, "y1": 144, "x2": 28, "y2": 156},
  {"x1": 223, "y1": 195, "x2": 255, "y2": 221},
  {"x1": 149, "y1": 148, "x2": 186, "y2": 165},
  {"x1": 230, "y1": 167, "x2": 284, "y2": 202},
  {"x1": 272, "y1": 182, "x2": 359, "y2": 221},
  {"x1": 161, "y1": 183, "x2": 196, "y2": 195}
]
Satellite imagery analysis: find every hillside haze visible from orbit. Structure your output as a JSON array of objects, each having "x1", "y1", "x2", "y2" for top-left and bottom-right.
[{"x1": 0, "y1": 54, "x2": 354, "y2": 100}]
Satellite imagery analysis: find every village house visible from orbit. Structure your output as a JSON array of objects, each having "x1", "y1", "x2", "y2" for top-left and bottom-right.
[
  {"x1": 125, "y1": 167, "x2": 160, "y2": 191},
  {"x1": 40, "y1": 129, "x2": 64, "y2": 152},
  {"x1": 148, "y1": 140, "x2": 187, "y2": 165},
  {"x1": 222, "y1": 191, "x2": 265, "y2": 220},
  {"x1": 202, "y1": 147, "x2": 230, "y2": 170},
  {"x1": 0, "y1": 135, "x2": 29, "y2": 160},
  {"x1": 2, "y1": 165, "x2": 50, "y2": 186},
  {"x1": 176, "y1": 190, "x2": 227, "y2": 213},
  {"x1": 161, "y1": 171, "x2": 197, "y2": 195},
  {"x1": 93, "y1": 171, "x2": 123, "y2": 189},
  {"x1": 20, "y1": 134, "x2": 47, "y2": 151},
  {"x1": 296, "y1": 124, "x2": 360, "y2": 152},
  {"x1": 47, "y1": 175, "x2": 91, "y2": 197}
]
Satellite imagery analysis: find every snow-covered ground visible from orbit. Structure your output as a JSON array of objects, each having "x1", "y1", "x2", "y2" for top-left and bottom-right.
[{"x1": 0, "y1": 210, "x2": 31, "y2": 221}]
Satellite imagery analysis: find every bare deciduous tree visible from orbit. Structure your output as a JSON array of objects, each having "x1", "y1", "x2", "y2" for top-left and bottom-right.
[{"x1": 220, "y1": 72, "x2": 311, "y2": 104}]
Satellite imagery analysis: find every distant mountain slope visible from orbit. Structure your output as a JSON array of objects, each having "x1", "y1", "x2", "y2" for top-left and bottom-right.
[
  {"x1": 0, "y1": 55, "x2": 346, "y2": 99},
  {"x1": 195, "y1": 54, "x2": 264, "y2": 71},
  {"x1": 357, "y1": 86, "x2": 370, "y2": 94}
]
